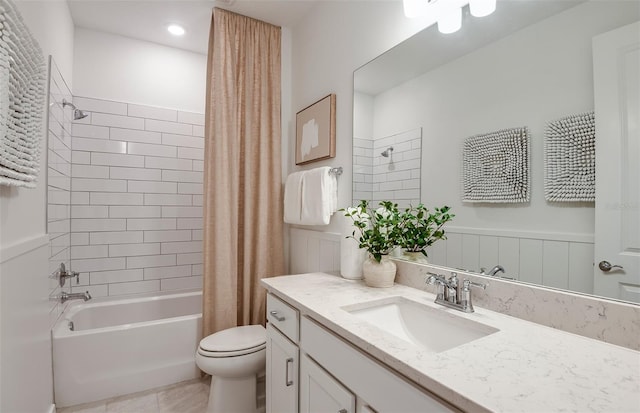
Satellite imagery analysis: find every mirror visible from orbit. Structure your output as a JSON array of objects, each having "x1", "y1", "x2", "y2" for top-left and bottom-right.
[{"x1": 352, "y1": 0, "x2": 640, "y2": 303}]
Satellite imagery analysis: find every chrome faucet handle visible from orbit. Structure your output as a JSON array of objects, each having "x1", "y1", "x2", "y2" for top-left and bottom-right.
[
  {"x1": 426, "y1": 272, "x2": 447, "y2": 301},
  {"x1": 71, "y1": 270, "x2": 80, "y2": 284},
  {"x1": 463, "y1": 279, "x2": 487, "y2": 291},
  {"x1": 52, "y1": 262, "x2": 81, "y2": 286},
  {"x1": 425, "y1": 272, "x2": 446, "y2": 285}
]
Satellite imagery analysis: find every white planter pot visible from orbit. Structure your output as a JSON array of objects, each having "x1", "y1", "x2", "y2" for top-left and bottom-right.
[
  {"x1": 402, "y1": 251, "x2": 429, "y2": 264},
  {"x1": 362, "y1": 256, "x2": 396, "y2": 288}
]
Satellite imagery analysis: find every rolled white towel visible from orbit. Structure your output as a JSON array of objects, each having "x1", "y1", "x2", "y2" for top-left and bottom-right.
[
  {"x1": 300, "y1": 166, "x2": 333, "y2": 225},
  {"x1": 284, "y1": 171, "x2": 304, "y2": 224}
]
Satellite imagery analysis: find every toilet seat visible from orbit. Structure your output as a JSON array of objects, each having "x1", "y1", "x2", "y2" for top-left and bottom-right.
[
  {"x1": 198, "y1": 343, "x2": 266, "y2": 358},
  {"x1": 198, "y1": 324, "x2": 266, "y2": 358}
]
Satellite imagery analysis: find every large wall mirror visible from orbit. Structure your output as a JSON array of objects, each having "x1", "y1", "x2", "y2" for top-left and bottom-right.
[{"x1": 352, "y1": 0, "x2": 640, "y2": 304}]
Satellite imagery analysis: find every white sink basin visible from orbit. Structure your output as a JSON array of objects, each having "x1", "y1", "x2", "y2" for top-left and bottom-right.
[{"x1": 343, "y1": 297, "x2": 499, "y2": 353}]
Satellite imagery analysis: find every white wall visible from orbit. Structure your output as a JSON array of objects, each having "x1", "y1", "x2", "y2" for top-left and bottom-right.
[
  {"x1": 1, "y1": 2, "x2": 75, "y2": 412},
  {"x1": 73, "y1": 28, "x2": 207, "y2": 113},
  {"x1": 289, "y1": 1, "x2": 440, "y2": 237}
]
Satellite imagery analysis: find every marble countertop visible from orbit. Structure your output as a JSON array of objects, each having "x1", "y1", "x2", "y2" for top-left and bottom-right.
[{"x1": 261, "y1": 272, "x2": 640, "y2": 413}]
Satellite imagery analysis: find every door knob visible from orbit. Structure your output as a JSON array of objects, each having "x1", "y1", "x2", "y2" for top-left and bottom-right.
[{"x1": 598, "y1": 261, "x2": 624, "y2": 272}]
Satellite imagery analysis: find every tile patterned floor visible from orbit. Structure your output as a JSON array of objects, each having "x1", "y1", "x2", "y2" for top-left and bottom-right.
[{"x1": 57, "y1": 378, "x2": 210, "y2": 413}]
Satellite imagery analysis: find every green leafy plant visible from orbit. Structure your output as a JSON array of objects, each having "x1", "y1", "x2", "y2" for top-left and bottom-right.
[
  {"x1": 397, "y1": 204, "x2": 454, "y2": 257},
  {"x1": 341, "y1": 200, "x2": 400, "y2": 263}
]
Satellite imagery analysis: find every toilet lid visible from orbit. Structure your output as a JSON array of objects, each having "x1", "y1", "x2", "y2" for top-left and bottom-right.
[
  {"x1": 199, "y1": 325, "x2": 266, "y2": 353},
  {"x1": 198, "y1": 342, "x2": 266, "y2": 358}
]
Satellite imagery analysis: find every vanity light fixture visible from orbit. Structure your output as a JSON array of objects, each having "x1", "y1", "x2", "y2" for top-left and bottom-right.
[
  {"x1": 167, "y1": 24, "x2": 185, "y2": 36},
  {"x1": 403, "y1": 0, "x2": 432, "y2": 19},
  {"x1": 402, "y1": 0, "x2": 496, "y2": 34},
  {"x1": 469, "y1": 0, "x2": 496, "y2": 17},
  {"x1": 437, "y1": 6, "x2": 462, "y2": 34}
]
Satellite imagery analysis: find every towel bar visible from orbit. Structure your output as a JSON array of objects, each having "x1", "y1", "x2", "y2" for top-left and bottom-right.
[{"x1": 329, "y1": 167, "x2": 343, "y2": 176}]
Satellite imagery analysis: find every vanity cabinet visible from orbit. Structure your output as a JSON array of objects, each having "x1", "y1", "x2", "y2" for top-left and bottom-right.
[
  {"x1": 266, "y1": 293, "x2": 301, "y2": 413},
  {"x1": 300, "y1": 317, "x2": 458, "y2": 413},
  {"x1": 266, "y1": 324, "x2": 298, "y2": 413},
  {"x1": 266, "y1": 292, "x2": 460, "y2": 413},
  {"x1": 300, "y1": 353, "x2": 355, "y2": 413}
]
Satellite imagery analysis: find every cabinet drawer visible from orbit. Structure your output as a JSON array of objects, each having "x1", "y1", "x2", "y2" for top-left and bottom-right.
[{"x1": 267, "y1": 293, "x2": 300, "y2": 343}]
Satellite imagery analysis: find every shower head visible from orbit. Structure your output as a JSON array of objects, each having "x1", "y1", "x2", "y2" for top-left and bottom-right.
[
  {"x1": 381, "y1": 146, "x2": 394, "y2": 157},
  {"x1": 62, "y1": 99, "x2": 89, "y2": 120},
  {"x1": 73, "y1": 109, "x2": 89, "y2": 120}
]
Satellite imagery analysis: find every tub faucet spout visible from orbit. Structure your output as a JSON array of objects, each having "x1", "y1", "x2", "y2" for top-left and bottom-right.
[
  {"x1": 60, "y1": 291, "x2": 92, "y2": 303},
  {"x1": 480, "y1": 265, "x2": 505, "y2": 277}
]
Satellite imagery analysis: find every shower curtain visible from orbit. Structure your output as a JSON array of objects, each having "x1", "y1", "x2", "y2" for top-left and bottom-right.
[{"x1": 202, "y1": 8, "x2": 285, "y2": 338}]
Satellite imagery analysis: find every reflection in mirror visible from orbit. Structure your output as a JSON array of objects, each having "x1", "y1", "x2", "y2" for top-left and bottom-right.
[{"x1": 353, "y1": 1, "x2": 640, "y2": 303}]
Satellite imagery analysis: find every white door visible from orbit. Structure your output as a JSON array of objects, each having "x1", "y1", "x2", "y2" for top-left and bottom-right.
[
  {"x1": 300, "y1": 353, "x2": 355, "y2": 413},
  {"x1": 593, "y1": 21, "x2": 640, "y2": 303},
  {"x1": 266, "y1": 324, "x2": 299, "y2": 413}
]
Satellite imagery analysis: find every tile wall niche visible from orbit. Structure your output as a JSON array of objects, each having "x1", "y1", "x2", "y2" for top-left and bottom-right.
[
  {"x1": 47, "y1": 57, "x2": 72, "y2": 324},
  {"x1": 353, "y1": 128, "x2": 421, "y2": 208},
  {"x1": 69, "y1": 96, "x2": 204, "y2": 297}
]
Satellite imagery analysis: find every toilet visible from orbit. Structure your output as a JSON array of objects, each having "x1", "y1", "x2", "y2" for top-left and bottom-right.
[{"x1": 196, "y1": 325, "x2": 266, "y2": 413}]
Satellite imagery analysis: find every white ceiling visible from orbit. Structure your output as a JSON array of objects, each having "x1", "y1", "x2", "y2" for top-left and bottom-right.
[{"x1": 67, "y1": 0, "x2": 320, "y2": 55}]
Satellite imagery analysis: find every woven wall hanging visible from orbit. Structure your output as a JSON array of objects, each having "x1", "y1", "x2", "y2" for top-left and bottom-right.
[
  {"x1": 462, "y1": 127, "x2": 530, "y2": 203},
  {"x1": 0, "y1": 0, "x2": 46, "y2": 188},
  {"x1": 544, "y1": 111, "x2": 595, "y2": 202}
]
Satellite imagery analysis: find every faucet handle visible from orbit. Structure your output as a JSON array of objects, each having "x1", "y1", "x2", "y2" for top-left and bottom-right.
[
  {"x1": 71, "y1": 270, "x2": 80, "y2": 284},
  {"x1": 426, "y1": 272, "x2": 446, "y2": 285},
  {"x1": 463, "y1": 279, "x2": 487, "y2": 290}
]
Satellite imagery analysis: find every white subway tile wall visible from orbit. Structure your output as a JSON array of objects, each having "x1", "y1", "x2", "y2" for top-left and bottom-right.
[
  {"x1": 70, "y1": 96, "x2": 204, "y2": 297},
  {"x1": 47, "y1": 58, "x2": 73, "y2": 326},
  {"x1": 353, "y1": 128, "x2": 422, "y2": 209},
  {"x1": 371, "y1": 128, "x2": 422, "y2": 209}
]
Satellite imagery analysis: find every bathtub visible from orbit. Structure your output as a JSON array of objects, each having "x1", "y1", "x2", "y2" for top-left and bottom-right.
[{"x1": 52, "y1": 289, "x2": 202, "y2": 408}]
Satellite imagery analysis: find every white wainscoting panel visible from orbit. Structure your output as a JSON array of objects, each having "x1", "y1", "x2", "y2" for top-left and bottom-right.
[
  {"x1": 291, "y1": 226, "x2": 595, "y2": 295},
  {"x1": 428, "y1": 227, "x2": 595, "y2": 295},
  {"x1": 289, "y1": 228, "x2": 341, "y2": 275}
]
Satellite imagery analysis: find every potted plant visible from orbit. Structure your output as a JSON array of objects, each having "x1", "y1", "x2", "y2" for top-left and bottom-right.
[
  {"x1": 341, "y1": 200, "x2": 400, "y2": 288},
  {"x1": 397, "y1": 204, "x2": 454, "y2": 263}
]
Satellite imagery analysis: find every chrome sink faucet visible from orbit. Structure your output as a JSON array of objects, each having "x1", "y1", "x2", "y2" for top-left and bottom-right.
[{"x1": 426, "y1": 272, "x2": 487, "y2": 313}]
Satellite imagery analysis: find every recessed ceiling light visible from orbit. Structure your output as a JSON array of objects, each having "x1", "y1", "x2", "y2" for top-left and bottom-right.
[{"x1": 167, "y1": 24, "x2": 185, "y2": 36}]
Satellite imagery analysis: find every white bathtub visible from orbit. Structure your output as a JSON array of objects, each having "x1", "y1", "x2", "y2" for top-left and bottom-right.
[{"x1": 52, "y1": 289, "x2": 203, "y2": 408}]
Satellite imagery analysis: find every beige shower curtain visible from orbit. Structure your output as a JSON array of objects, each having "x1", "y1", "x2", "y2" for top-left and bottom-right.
[{"x1": 202, "y1": 8, "x2": 284, "y2": 338}]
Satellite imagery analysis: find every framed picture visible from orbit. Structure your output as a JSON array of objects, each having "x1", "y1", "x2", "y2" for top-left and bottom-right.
[{"x1": 295, "y1": 94, "x2": 336, "y2": 165}]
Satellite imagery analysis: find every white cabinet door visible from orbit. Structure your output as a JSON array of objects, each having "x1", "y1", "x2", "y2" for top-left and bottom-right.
[
  {"x1": 266, "y1": 323, "x2": 299, "y2": 413},
  {"x1": 300, "y1": 353, "x2": 356, "y2": 413}
]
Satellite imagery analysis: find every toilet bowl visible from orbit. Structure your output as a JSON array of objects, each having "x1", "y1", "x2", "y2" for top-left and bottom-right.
[{"x1": 196, "y1": 325, "x2": 266, "y2": 413}]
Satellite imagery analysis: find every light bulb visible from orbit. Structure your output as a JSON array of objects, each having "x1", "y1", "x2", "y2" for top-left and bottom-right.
[
  {"x1": 167, "y1": 24, "x2": 185, "y2": 36},
  {"x1": 403, "y1": 0, "x2": 428, "y2": 18},
  {"x1": 469, "y1": 0, "x2": 496, "y2": 17},
  {"x1": 438, "y1": 6, "x2": 462, "y2": 34}
]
